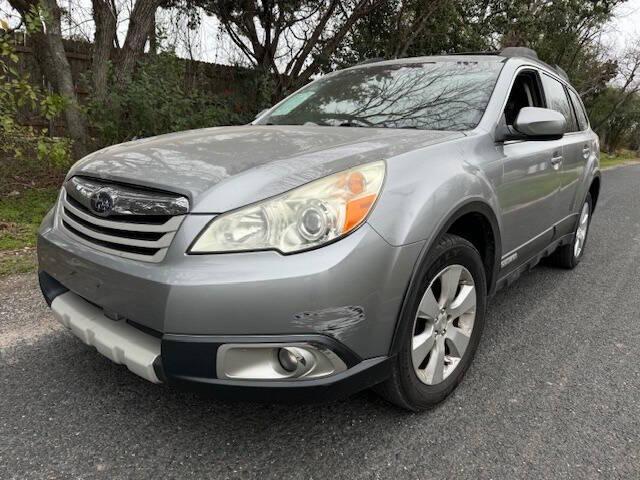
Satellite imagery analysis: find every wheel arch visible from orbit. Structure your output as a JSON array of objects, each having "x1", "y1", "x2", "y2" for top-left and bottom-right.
[
  {"x1": 388, "y1": 200, "x2": 502, "y2": 355},
  {"x1": 589, "y1": 173, "x2": 601, "y2": 213}
]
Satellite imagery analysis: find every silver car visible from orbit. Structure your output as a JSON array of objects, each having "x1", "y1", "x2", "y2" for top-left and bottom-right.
[{"x1": 37, "y1": 48, "x2": 599, "y2": 410}]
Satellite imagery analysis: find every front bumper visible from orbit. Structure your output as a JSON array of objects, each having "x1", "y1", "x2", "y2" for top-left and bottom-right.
[
  {"x1": 46, "y1": 283, "x2": 392, "y2": 402},
  {"x1": 38, "y1": 208, "x2": 422, "y2": 359},
  {"x1": 37, "y1": 206, "x2": 422, "y2": 399}
]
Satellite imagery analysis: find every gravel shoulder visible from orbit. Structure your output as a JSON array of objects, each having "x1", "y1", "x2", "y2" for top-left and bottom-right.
[{"x1": 0, "y1": 273, "x2": 62, "y2": 351}]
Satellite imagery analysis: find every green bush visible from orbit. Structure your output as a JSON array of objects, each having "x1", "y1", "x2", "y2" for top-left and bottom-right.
[{"x1": 88, "y1": 53, "x2": 251, "y2": 146}]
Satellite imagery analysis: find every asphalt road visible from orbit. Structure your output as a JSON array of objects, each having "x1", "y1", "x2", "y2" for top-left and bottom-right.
[{"x1": 1, "y1": 165, "x2": 639, "y2": 480}]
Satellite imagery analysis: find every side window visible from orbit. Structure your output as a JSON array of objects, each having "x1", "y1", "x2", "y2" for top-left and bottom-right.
[
  {"x1": 504, "y1": 71, "x2": 544, "y2": 126},
  {"x1": 568, "y1": 89, "x2": 589, "y2": 131},
  {"x1": 541, "y1": 73, "x2": 577, "y2": 132}
]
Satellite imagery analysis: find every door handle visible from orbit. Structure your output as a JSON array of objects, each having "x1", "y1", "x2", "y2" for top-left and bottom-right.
[
  {"x1": 551, "y1": 155, "x2": 563, "y2": 169},
  {"x1": 582, "y1": 145, "x2": 590, "y2": 158}
]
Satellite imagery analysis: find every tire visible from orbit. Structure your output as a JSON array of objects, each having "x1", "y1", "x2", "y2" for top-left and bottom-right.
[
  {"x1": 549, "y1": 193, "x2": 593, "y2": 269},
  {"x1": 377, "y1": 233, "x2": 487, "y2": 411}
]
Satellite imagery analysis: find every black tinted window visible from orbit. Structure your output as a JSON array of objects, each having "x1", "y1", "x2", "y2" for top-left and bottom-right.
[
  {"x1": 568, "y1": 89, "x2": 589, "y2": 131},
  {"x1": 259, "y1": 62, "x2": 503, "y2": 131},
  {"x1": 504, "y1": 71, "x2": 544, "y2": 125},
  {"x1": 541, "y1": 74, "x2": 577, "y2": 132}
]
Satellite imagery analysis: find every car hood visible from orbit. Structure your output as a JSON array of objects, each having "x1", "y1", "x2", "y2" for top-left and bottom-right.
[{"x1": 69, "y1": 125, "x2": 463, "y2": 212}]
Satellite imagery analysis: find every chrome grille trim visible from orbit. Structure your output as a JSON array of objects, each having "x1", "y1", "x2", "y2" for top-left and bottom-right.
[
  {"x1": 58, "y1": 190, "x2": 185, "y2": 263},
  {"x1": 61, "y1": 213, "x2": 175, "y2": 248},
  {"x1": 66, "y1": 176, "x2": 189, "y2": 217},
  {"x1": 62, "y1": 193, "x2": 184, "y2": 232}
]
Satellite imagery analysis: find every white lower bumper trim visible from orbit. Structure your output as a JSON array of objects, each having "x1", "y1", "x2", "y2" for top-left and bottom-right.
[{"x1": 51, "y1": 291, "x2": 162, "y2": 383}]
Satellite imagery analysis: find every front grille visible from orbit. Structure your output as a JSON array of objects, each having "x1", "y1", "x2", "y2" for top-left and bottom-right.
[
  {"x1": 59, "y1": 188, "x2": 186, "y2": 263},
  {"x1": 65, "y1": 193, "x2": 172, "y2": 225}
]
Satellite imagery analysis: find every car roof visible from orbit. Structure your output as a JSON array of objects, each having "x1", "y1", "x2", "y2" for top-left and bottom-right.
[
  {"x1": 347, "y1": 54, "x2": 505, "y2": 68},
  {"x1": 346, "y1": 50, "x2": 571, "y2": 85}
]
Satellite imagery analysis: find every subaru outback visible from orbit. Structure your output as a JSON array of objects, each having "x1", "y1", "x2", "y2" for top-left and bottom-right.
[{"x1": 37, "y1": 48, "x2": 600, "y2": 410}]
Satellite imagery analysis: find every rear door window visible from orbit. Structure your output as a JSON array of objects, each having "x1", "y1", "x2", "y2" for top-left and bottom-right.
[
  {"x1": 541, "y1": 74, "x2": 578, "y2": 132},
  {"x1": 567, "y1": 89, "x2": 589, "y2": 131}
]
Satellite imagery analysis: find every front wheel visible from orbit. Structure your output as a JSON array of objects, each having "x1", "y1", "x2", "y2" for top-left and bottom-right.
[{"x1": 377, "y1": 234, "x2": 487, "y2": 411}]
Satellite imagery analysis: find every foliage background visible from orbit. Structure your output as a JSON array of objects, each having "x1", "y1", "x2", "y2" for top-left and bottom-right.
[{"x1": 2, "y1": 0, "x2": 639, "y2": 169}]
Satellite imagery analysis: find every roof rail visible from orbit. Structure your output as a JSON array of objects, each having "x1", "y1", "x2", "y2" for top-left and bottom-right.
[
  {"x1": 500, "y1": 47, "x2": 539, "y2": 60},
  {"x1": 500, "y1": 47, "x2": 570, "y2": 81},
  {"x1": 447, "y1": 51, "x2": 500, "y2": 56},
  {"x1": 553, "y1": 64, "x2": 569, "y2": 81}
]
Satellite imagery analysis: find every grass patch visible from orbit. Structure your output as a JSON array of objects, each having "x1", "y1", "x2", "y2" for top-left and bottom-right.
[
  {"x1": 0, "y1": 188, "x2": 59, "y2": 249},
  {"x1": 0, "y1": 187, "x2": 59, "y2": 276},
  {"x1": 600, "y1": 149, "x2": 639, "y2": 168},
  {"x1": 0, "y1": 251, "x2": 38, "y2": 276}
]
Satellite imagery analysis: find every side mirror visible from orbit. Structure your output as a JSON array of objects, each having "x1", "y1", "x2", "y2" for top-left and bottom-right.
[{"x1": 513, "y1": 107, "x2": 566, "y2": 139}]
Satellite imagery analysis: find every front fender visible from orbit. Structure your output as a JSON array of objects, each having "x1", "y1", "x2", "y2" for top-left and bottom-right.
[{"x1": 367, "y1": 135, "x2": 503, "y2": 250}]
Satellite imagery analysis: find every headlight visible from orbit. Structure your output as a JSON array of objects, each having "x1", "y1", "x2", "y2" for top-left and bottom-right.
[{"x1": 189, "y1": 161, "x2": 385, "y2": 254}]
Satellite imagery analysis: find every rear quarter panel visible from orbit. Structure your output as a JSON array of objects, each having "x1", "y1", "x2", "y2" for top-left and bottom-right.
[{"x1": 579, "y1": 130, "x2": 601, "y2": 208}]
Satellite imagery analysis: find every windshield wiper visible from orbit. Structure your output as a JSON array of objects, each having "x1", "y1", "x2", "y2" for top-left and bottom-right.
[{"x1": 338, "y1": 122, "x2": 367, "y2": 127}]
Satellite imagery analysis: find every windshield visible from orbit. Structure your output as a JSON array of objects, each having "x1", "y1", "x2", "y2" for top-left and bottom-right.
[{"x1": 259, "y1": 61, "x2": 503, "y2": 131}]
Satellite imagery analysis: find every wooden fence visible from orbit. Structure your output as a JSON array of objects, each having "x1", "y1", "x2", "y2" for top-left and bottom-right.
[{"x1": 7, "y1": 32, "x2": 260, "y2": 135}]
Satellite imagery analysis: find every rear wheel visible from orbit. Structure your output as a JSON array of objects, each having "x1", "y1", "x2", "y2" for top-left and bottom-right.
[
  {"x1": 549, "y1": 193, "x2": 592, "y2": 269},
  {"x1": 377, "y1": 234, "x2": 487, "y2": 411}
]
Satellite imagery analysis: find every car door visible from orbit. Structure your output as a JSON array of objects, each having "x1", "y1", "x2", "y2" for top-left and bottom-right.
[
  {"x1": 540, "y1": 74, "x2": 589, "y2": 233},
  {"x1": 496, "y1": 69, "x2": 564, "y2": 266}
]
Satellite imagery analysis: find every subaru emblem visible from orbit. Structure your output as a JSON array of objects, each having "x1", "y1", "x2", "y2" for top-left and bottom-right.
[{"x1": 90, "y1": 190, "x2": 114, "y2": 216}]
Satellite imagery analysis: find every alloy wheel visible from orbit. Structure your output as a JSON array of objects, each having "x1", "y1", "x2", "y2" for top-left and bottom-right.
[
  {"x1": 411, "y1": 265, "x2": 477, "y2": 385},
  {"x1": 574, "y1": 202, "x2": 590, "y2": 258}
]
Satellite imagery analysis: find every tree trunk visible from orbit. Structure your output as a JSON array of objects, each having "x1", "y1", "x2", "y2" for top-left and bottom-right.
[
  {"x1": 148, "y1": 14, "x2": 157, "y2": 55},
  {"x1": 42, "y1": 0, "x2": 88, "y2": 158},
  {"x1": 9, "y1": 0, "x2": 89, "y2": 158},
  {"x1": 91, "y1": 0, "x2": 117, "y2": 102},
  {"x1": 115, "y1": 0, "x2": 161, "y2": 83}
]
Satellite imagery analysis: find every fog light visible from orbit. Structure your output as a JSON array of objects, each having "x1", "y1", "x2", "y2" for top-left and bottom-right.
[
  {"x1": 216, "y1": 343, "x2": 348, "y2": 381},
  {"x1": 278, "y1": 347, "x2": 302, "y2": 372}
]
